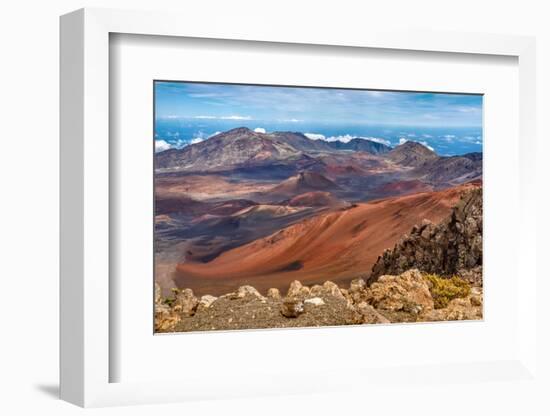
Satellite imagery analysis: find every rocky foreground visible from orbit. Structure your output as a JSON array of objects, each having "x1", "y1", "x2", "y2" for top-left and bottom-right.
[{"x1": 155, "y1": 269, "x2": 482, "y2": 332}]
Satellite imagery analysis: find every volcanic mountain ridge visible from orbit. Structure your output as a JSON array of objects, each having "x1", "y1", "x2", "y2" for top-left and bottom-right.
[{"x1": 156, "y1": 127, "x2": 392, "y2": 172}]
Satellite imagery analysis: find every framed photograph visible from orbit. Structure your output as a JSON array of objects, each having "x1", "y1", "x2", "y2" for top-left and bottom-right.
[
  {"x1": 152, "y1": 80, "x2": 484, "y2": 334},
  {"x1": 60, "y1": 8, "x2": 538, "y2": 408}
]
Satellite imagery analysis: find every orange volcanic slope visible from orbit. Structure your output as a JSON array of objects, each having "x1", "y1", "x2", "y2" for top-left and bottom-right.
[
  {"x1": 288, "y1": 191, "x2": 347, "y2": 208},
  {"x1": 374, "y1": 179, "x2": 433, "y2": 197},
  {"x1": 175, "y1": 183, "x2": 479, "y2": 296}
]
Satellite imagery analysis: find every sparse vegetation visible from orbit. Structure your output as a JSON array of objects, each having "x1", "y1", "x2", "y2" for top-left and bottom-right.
[
  {"x1": 423, "y1": 273, "x2": 470, "y2": 309},
  {"x1": 163, "y1": 288, "x2": 178, "y2": 307}
]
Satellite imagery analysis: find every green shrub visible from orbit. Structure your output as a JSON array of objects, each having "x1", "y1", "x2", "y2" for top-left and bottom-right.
[{"x1": 424, "y1": 273, "x2": 470, "y2": 309}]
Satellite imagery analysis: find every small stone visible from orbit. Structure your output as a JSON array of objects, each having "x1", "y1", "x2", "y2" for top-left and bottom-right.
[
  {"x1": 356, "y1": 302, "x2": 390, "y2": 324},
  {"x1": 366, "y1": 269, "x2": 434, "y2": 315},
  {"x1": 304, "y1": 297, "x2": 325, "y2": 306},
  {"x1": 287, "y1": 280, "x2": 310, "y2": 298},
  {"x1": 323, "y1": 281, "x2": 344, "y2": 299},
  {"x1": 281, "y1": 299, "x2": 304, "y2": 318},
  {"x1": 349, "y1": 278, "x2": 366, "y2": 293},
  {"x1": 444, "y1": 298, "x2": 480, "y2": 320},
  {"x1": 154, "y1": 303, "x2": 181, "y2": 332},
  {"x1": 173, "y1": 288, "x2": 198, "y2": 316},
  {"x1": 470, "y1": 293, "x2": 482, "y2": 307},
  {"x1": 267, "y1": 288, "x2": 281, "y2": 299},
  {"x1": 199, "y1": 295, "x2": 217, "y2": 309},
  {"x1": 230, "y1": 285, "x2": 266, "y2": 301}
]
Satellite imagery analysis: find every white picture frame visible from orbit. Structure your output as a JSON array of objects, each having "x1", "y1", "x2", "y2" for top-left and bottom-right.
[{"x1": 60, "y1": 7, "x2": 538, "y2": 408}]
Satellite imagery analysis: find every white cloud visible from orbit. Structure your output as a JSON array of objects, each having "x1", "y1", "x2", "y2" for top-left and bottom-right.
[
  {"x1": 254, "y1": 127, "x2": 266, "y2": 133},
  {"x1": 220, "y1": 115, "x2": 252, "y2": 120},
  {"x1": 440, "y1": 134, "x2": 456, "y2": 143},
  {"x1": 155, "y1": 139, "x2": 172, "y2": 153},
  {"x1": 188, "y1": 93, "x2": 223, "y2": 98},
  {"x1": 422, "y1": 134, "x2": 433, "y2": 138},
  {"x1": 156, "y1": 132, "x2": 224, "y2": 151},
  {"x1": 460, "y1": 136, "x2": 482, "y2": 144},
  {"x1": 457, "y1": 106, "x2": 479, "y2": 113},
  {"x1": 364, "y1": 137, "x2": 392, "y2": 146},
  {"x1": 399, "y1": 137, "x2": 408, "y2": 145},
  {"x1": 306, "y1": 133, "x2": 353, "y2": 143},
  {"x1": 208, "y1": 131, "x2": 221, "y2": 138},
  {"x1": 304, "y1": 133, "x2": 326, "y2": 141},
  {"x1": 305, "y1": 132, "x2": 390, "y2": 146},
  {"x1": 326, "y1": 134, "x2": 392, "y2": 145},
  {"x1": 420, "y1": 141, "x2": 435, "y2": 151},
  {"x1": 192, "y1": 115, "x2": 252, "y2": 120},
  {"x1": 279, "y1": 118, "x2": 302, "y2": 123},
  {"x1": 326, "y1": 134, "x2": 355, "y2": 143}
]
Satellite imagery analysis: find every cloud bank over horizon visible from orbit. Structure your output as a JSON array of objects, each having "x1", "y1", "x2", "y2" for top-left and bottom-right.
[{"x1": 304, "y1": 132, "x2": 392, "y2": 146}]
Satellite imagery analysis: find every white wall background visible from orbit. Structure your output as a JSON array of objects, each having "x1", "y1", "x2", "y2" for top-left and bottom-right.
[{"x1": 0, "y1": 0, "x2": 548, "y2": 414}]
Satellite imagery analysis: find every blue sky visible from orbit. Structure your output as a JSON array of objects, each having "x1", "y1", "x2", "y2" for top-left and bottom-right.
[
  {"x1": 154, "y1": 81, "x2": 483, "y2": 155},
  {"x1": 155, "y1": 81, "x2": 482, "y2": 128}
]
